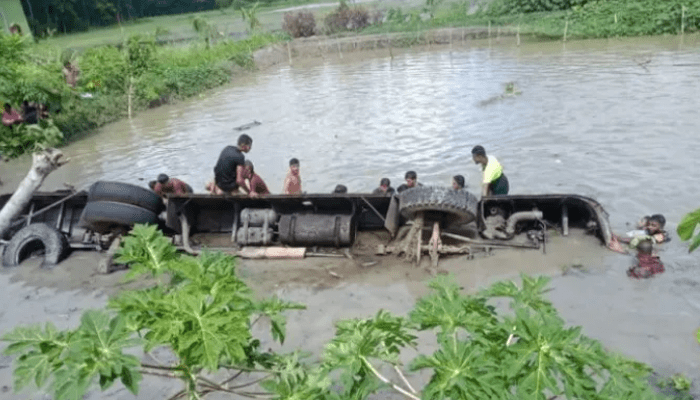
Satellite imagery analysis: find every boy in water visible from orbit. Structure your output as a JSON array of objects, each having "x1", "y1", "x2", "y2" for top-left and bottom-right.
[
  {"x1": 452, "y1": 175, "x2": 465, "y2": 190},
  {"x1": 283, "y1": 158, "x2": 302, "y2": 195},
  {"x1": 241, "y1": 160, "x2": 270, "y2": 197},
  {"x1": 627, "y1": 239, "x2": 665, "y2": 279},
  {"x1": 372, "y1": 178, "x2": 395, "y2": 196},
  {"x1": 333, "y1": 184, "x2": 348, "y2": 194},
  {"x1": 609, "y1": 214, "x2": 669, "y2": 253},
  {"x1": 471, "y1": 145, "x2": 509, "y2": 196},
  {"x1": 396, "y1": 171, "x2": 422, "y2": 193}
]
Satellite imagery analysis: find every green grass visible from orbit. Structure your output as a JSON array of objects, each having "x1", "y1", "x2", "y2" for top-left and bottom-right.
[{"x1": 38, "y1": 0, "x2": 344, "y2": 51}]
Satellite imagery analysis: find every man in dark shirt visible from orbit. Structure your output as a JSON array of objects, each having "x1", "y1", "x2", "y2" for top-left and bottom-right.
[
  {"x1": 214, "y1": 134, "x2": 252, "y2": 194},
  {"x1": 396, "y1": 171, "x2": 423, "y2": 193}
]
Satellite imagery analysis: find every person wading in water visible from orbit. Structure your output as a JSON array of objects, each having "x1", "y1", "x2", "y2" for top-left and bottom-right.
[{"x1": 472, "y1": 145, "x2": 509, "y2": 196}]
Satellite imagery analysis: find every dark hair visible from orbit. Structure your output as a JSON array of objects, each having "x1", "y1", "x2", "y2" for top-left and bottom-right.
[
  {"x1": 244, "y1": 160, "x2": 254, "y2": 174},
  {"x1": 405, "y1": 171, "x2": 417, "y2": 180},
  {"x1": 471, "y1": 145, "x2": 486, "y2": 157},
  {"x1": 157, "y1": 174, "x2": 169, "y2": 184},
  {"x1": 3, "y1": 103, "x2": 10, "y2": 109},
  {"x1": 380, "y1": 178, "x2": 390, "y2": 186},
  {"x1": 237, "y1": 134, "x2": 253, "y2": 147},
  {"x1": 289, "y1": 158, "x2": 299, "y2": 166},
  {"x1": 649, "y1": 214, "x2": 666, "y2": 227},
  {"x1": 453, "y1": 175, "x2": 465, "y2": 189},
  {"x1": 333, "y1": 184, "x2": 347, "y2": 194},
  {"x1": 148, "y1": 180, "x2": 157, "y2": 190},
  {"x1": 637, "y1": 239, "x2": 653, "y2": 255}
]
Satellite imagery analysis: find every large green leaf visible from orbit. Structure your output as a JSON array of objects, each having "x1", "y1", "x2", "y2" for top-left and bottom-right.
[{"x1": 677, "y1": 208, "x2": 700, "y2": 241}]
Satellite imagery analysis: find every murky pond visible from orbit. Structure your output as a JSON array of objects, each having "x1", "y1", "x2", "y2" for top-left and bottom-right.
[{"x1": 2, "y1": 34, "x2": 700, "y2": 398}]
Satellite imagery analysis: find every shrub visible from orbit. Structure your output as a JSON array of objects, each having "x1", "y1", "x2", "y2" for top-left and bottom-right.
[
  {"x1": 79, "y1": 46, "x2": 127, "y2": 93},
  {"x1": 282, "y1": 12, "x2": 316, "y2": 38},
  {"x1": 0, "y1": 119, "x2": 64, "y2": 159},
  {"x1": 324, "y1": 3, "x2": 371, "y2": 33},
  {"x1": 487, "y1": 0, "x2": 590, "y2": 15}
]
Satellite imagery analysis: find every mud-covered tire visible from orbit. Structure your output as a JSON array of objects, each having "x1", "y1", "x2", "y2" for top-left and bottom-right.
[
  {"x1": 78, "y1": 201, "x2": 158, "y2": 234},
  {"x1": 399, "y1": 186, "x2": 478, "y2": 224},
  {"x1": 2, "y1": 223, "x2": 69, "y2": 267},
  {"x1": 88, "y1": 181, "x2": 163, "y2": 213}
]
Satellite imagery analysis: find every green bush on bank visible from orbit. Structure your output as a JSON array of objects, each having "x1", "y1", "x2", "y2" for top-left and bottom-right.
[
  {"x1": 486, "y1": 0, "x2": 590, "y2": 15},
  {"x1": 1, "y1": 32, "x2": 282, "y2": 151}
]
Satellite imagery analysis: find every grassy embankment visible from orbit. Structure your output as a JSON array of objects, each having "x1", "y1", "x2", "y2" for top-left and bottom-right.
[{"x1": 359, "y1": 0, "x2": 700, "y2": 42}]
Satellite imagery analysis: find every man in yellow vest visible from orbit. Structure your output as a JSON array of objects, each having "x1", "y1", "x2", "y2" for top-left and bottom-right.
[{"x1": 472, "y1": 145, "x2": 509, "y2": 197}]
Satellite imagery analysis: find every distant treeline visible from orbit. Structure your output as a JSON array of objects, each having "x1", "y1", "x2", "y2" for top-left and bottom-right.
[{"x1": 19, "y1": 0, "x2": 263, "y2": 36}]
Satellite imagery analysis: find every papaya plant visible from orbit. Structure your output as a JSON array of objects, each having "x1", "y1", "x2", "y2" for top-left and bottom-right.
[
  {"x1": 1, "y1": 224, "x2": 672, "y2": 400},
  {"x1": 677, "y1": 208, "x2": 700, "y2": 252}
]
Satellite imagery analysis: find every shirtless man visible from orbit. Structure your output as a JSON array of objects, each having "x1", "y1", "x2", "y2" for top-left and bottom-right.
[
  {"x1": 153, "y1": 174, "x2": 193, "y2": 197},
  {"x1": 283, "y1": 158, "x2": 302, "y2": 195},
  {"x1": 213, "y1": 134, "x2": 252, "y2": 195},
  {"x1": 372, "y1": 178, "x2": 395, "y2": 196}
]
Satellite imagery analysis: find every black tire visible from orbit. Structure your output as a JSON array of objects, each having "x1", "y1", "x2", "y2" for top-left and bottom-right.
[
  {"x1": 78, "y1": 201, "x2": 158, "y2": 234},
  {"x1": 399, "y1": 186, "x2": 479, "y2": 224},
  {"x1": 2, "y1": 223, "x2": 69, "y2": 267},
  {"x1": 88, "y1": 181, "x2": 163, "y2": 214}
]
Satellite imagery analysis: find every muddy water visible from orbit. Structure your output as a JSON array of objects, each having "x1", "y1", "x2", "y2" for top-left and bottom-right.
[{"x1": 2, "y1": 34, "x2": 700, "y2": 398}]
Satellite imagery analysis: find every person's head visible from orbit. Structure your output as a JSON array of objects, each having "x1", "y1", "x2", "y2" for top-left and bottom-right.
[
  {"x1": 404, "y1": 171, "x2": 417, "y2": 188},
  {"x1": 379, "y1": 177, "x2": 390, "y2": 190},
  {"x1": 471, "y1": 145, "x2": 487, "y2": 165},
  {"x1": 289, "y1": 158, "x2": 300, "y2": 174},
  {"x1": 148, "y1": 180, "x2": 157, "y2": 190},
  {"x1": 3, "y1": 103, "x2": 11, "y2": 112},
  {"x1": 452, "y1": 175, "x2": 465, "y2": 190},
  {"x1": 647, "y1": 214, "x2": 666, "y2": 234},
  {"x1": 333, "y1": 184, "x2": 347, "y2": 194},
  {"x1": 157, "y1": 173, "x2": 169, "y2": 185},
  {"x1": 636, "y1": 239, "x2": 653, "y2": 255},
  {"x1": 244, "y1": 160, "x2": 254, "y2": 176},
  {"x1": 237, "y1": 134, "x2": 253, "y2": 153}
]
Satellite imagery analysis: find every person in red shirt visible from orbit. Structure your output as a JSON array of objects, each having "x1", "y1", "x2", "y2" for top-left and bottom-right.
[
  {"x1": 153, "y1": 174, "x2": 193, "y2": 198},
  {"x1": 2, "y1": 103, "x2": 23, "y2": 127},
  {"x1": 241, "y1": 161, "x2": 270, "y2": 198}
]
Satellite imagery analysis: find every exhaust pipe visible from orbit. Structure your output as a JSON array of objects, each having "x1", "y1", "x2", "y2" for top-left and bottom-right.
[{"x1": 505, "y1": 211, "x2": 544, "y2": 235}]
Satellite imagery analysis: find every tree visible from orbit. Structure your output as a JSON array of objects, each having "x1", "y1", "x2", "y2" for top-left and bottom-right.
[{"x1": 2, "y1": 225, "x2": 670, "y2": 400}]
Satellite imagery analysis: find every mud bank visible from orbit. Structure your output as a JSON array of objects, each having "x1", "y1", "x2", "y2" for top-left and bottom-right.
[{"x1": 0, "y1": 229, "x2": 682, "y2": 400}]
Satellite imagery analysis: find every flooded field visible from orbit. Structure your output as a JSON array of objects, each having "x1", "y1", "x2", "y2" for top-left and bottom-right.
[{"x1": 1, "y1": 34, "x2": 699, "y2": 398}]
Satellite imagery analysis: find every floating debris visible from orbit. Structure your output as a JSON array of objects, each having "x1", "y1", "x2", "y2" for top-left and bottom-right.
[{"x1": 478, "y1": 82, "x2": 522, "y2": 106}]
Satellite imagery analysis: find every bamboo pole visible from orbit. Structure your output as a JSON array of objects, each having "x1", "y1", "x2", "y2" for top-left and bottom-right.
[
  {"x1": 287, "y1": 41, "x2": 292, "y2": 65},
  {"x1": 496, "y1": 26, "x2": 500, "y2": 43},
  {"x1": 563, "y1": 18, "x2": 568, "y2": 42},
  {"x1": 681, "y1": 5, "x2": 686, "y2": 35},
  {"x1": 337, "y1": 38, "x2": 343, "y2": 58},
  {"x1": 516, "y1": 24, "x2": 521, "y2": 46},
  {"x1": 127, "y1": 77, "x2": 133, "y2": 119}
]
